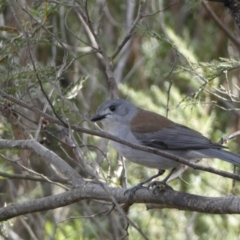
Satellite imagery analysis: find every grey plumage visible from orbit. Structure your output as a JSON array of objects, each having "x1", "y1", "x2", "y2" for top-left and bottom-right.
[{"x1": 91, "y1": 99, "x2": 240, "y2": 169}]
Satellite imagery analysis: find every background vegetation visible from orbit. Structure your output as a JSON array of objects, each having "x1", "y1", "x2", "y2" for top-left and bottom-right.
[{"x1": 1, "y1": 0, "x2": 240, "y2": 239}]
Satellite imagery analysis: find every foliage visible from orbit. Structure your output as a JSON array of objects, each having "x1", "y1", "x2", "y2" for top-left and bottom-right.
[{"x1": 0, "y1": 1, "x2": 240, "y2": 240}]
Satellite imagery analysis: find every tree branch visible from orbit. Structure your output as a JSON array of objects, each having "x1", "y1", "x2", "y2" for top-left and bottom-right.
[
  {"x1": 0, "y1": 171, "x2": 68, "y2": 184},
  {"x1": 110, "y1": 0, "x2": 145, "y2": 61},
  {"x1": 203, "y1": 1, "x2": 240, "y2": 49},
  {"x1": 1, "y1": 183, "x2": 240, "y2": 221},
  {"x1": 0, "y1": 139, "x2": 82, "y2": 186}
]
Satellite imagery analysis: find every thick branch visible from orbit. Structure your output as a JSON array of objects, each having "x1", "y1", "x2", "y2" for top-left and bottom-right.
[
  {"x1": 0, "y1": 139, "x2": 82, "y2": 186},
  {"x1": 1, "y1": 183, "x2": 240, "y2": 221}
]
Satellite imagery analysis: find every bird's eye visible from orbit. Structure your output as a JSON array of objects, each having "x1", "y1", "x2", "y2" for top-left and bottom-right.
[{"x1": 109, "y1": 105, "x2": 116, "y2": 112}]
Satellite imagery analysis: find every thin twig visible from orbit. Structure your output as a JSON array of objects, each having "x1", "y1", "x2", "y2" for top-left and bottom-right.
[
  {"x1": 0, "y1": 171, "x2": 69, "y2": 183},
  {"x1": 203, "y1": 1, "x2": 240, "y2": 49},
  {"x1": 110, "y1": 0, "x2": 145, "y2": 61}
]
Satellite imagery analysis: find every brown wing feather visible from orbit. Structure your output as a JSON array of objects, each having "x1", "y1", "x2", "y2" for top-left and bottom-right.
[
  {"x1": 130, "y1": 109, "x2": 223, "y2": 150},
  {"x1": 130, "y1": 109, "x2": 175, "y2": 133}
]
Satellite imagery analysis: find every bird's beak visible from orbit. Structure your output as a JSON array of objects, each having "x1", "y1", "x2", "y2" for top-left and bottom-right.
[{"x1": 90, "y1": 114, "x2": 106, "y2": 122}]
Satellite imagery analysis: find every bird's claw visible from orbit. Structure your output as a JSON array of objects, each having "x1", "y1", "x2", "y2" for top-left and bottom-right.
[{"x1": 147, "y1": 181, "x2": 173, "y2": 194}]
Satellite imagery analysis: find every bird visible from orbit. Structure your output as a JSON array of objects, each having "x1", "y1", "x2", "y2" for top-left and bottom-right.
[{"x1": 91, "y1": 98, "x2": 240, "y2": 190}]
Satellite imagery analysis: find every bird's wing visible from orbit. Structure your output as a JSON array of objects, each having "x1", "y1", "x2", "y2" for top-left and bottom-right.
[{"x1": 132, "y1": 123, "x2": 224, "y2": 150}]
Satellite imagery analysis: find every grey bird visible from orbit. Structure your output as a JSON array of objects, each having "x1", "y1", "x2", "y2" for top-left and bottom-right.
[{"x1": 91, "y1": 98, "x2": 240, "y2": 187}]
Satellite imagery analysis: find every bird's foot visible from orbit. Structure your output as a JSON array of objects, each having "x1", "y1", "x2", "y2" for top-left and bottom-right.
[
  {"x1": 124, "y1": 169, "x2": 170, "y2": 199},
  {"x1": 147, "y1": 181, "x2": 173, "y2": 194}
]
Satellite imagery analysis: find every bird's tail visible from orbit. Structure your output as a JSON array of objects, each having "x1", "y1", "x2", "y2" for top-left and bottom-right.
[{"x1": 199, "y1": 149, "x2": 240, "y2": 165}]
